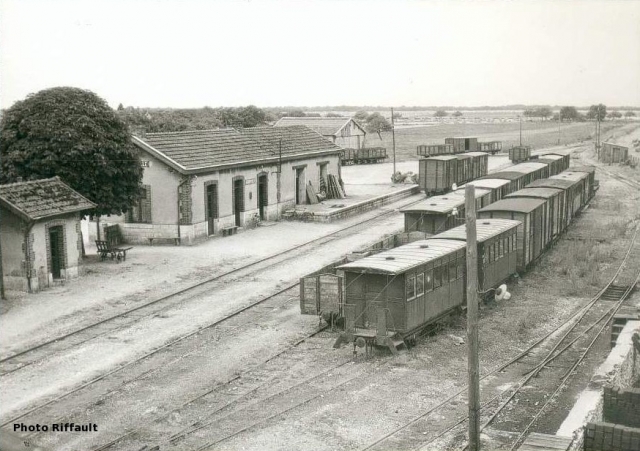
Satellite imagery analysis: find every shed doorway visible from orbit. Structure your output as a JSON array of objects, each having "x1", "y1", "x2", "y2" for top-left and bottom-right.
[
  {"x1": 206, "y1": 184, "x2": 218, "y2": 236},
  {"x1": 49, "y1": 226, "x2": 64, "y2": 279},
  {"x1": 233, "y1": 179, "x2": 244, "y2": 227},
  {"x1": 258, "y1": 174, "x2": 268, "y2": 220},
  {"x1": 295, "y1": 168, "x2": 305, "y2": 205}
]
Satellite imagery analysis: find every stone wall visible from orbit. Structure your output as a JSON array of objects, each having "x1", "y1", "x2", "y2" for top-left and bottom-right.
[
  {"x1": 603, "y1": 386, "x2": 640, "y2": 428},
  {"x1": 583, "y1": 422, "x2": 640, "y2": 451}
]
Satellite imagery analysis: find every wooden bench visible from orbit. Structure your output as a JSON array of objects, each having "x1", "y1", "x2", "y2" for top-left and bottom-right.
[
  {"x1": 221, "y1": 226, "x2": 238, "y2": 237},
  {"x1": 95, "y1": 240, "x2": 133, "y2": 263}
]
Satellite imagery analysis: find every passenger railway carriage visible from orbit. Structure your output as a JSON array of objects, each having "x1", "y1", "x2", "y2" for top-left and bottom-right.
[
  {"x1": 478, "y1": 198, "x2": 548, "y2": 272},
  {"x1": 334, "y1": 220, "x2": 520, "y2": 353}
]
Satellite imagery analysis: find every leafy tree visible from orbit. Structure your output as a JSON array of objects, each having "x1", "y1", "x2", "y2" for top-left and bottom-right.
[
  {"x1": 392, "y1": 112, "x2": 403, "y2": 119},
  {"x1": 353, "y1": 111, "x2": 369, "y2": 123},
  {"x1": 453, "y1": 111, "x2": 463, "y2": 117},
  {"x1": 536, "y1": 107, "x2": 552, "y2": 120},
  {"x1": 625, "y1": 111, "x2": 637, "y2": 118},
  {"x1": 282, "y1": 110, "x2": 306, "y2": 117},
  {"x1": 607, "y1": 110, "x2": 622, "y2": 120},
  {"x1": 238, "y1": 105, "x2": 268, "y2": 128},
  {"x1": 325, "y1": 112, "x2": 343, "y2": 117},
  {"x1": 364, "y1": 112, "x2": 392, "y2": 134},
  {"x1": 117, "y1": 103, "x2": 124, "y2": 111},
  {"x1": 559, "y1": 106, "x2": 579, "y2": 122},
  {"x1": 305, "y1": 113, "x2": 322, "y2": 117},
  {"x1": 587, "y1": 104, "x2": 607, "y2": 121},
  {"x1": 0, "y1": 87, "x2": 143, "y2": 217},
  {"x1": 523, "y1": 109, "x2": 536, "y2": 118},
  {"x1": 434, "y1": 109, "x2": 448, "y2": 118}
]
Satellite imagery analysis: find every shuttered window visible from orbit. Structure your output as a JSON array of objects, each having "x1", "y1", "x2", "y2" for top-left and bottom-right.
[{"x1": 127, "y1": 185, "x2": 152, "y2": 223}]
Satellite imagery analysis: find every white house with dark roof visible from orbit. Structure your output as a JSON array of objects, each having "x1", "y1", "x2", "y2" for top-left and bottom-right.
[
  {"x1": 107, "y1": 125, "x2": 342, "y2": 245},
  {"x1": 274, "y1": 117, "x2": 367, "y2": 149},
  {"x1": 0, "y1": 177, "x2": 96, "y2": 292}
]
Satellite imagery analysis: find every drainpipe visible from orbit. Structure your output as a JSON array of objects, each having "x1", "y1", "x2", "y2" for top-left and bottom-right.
[
  {"x1": 23, "y1": 221, "x2": 35, "y2": 292},
  {"x1": 177, "y1": 176, "x2": 191, "y2": 245}
]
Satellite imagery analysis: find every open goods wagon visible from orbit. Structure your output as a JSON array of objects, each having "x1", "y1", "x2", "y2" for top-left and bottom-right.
[
  {"x1": 340, "y1": 147, "x2": 388, "y2": 165},
  {"x1": 445, "y1": 137, "x2": 478, "y2": 153},
  {"x1": 477, "y1": 141, "x2": 503, "y2": 154},
  {"x1": 334, "y1": 219, "x2": 520, "y2": 352},
  {"x1": 417, "y1": 144, "x2": 455, "y2": 157},
  {"x1": 509, "y1": 146, "x2": 532, "y2": 163}
]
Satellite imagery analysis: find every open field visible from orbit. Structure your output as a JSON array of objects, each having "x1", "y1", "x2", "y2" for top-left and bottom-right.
[{"x1": 367, "y1": 121, "x2": 629, "y2": 162}]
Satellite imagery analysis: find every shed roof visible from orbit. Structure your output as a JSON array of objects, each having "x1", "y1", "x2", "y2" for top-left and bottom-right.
[
  {"x1": 526, "y1": 178, "x2": 576, "y2": 190},
  {"x1": 273, "y1": 117, "x2": 365, "y2": 137},
  {"x1": 0, "y1": 177, "x2": 96, "y2": 222},
  {"x1": 133, "y1": 125, "x2": 341, "y2": 173},
  {"x1": 463, "y1": 179, "x2": 511, "y2": 189},
  {"x1": 478, "y1": 197, "x2": 546, "y2": 214},
  {"x1": 431, "y1": 219, "x2": 521, "y2": 243},
  {"x1": 603, "y1": 142, "x2": 629, "y2": 150},
  {"x1": 506, "y1": 187, "x2": 563, "y2": 199},
  {"x1": 337, "y1": 239, "x2": 465, "y2": 275},
  {"x1": 464, "y1": 152, "x2": 489, "y2": 157}
]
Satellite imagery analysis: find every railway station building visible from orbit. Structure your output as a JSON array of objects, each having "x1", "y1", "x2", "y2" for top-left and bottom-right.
[
  {"x1": 274, "y1": 117, "x2": 367, "y2": 150},
  {"x1": 0, "y1": 177, "x2": 96, "y2": 292},
  {"x1": 102, "y1": 125, "x2": 342, "y2": 245}
]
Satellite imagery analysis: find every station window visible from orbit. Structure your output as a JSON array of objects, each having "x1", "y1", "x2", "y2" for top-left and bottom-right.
[
  {"x1": 406, "y1": 274, "x2": 416, "y2": 299},
  {"x1": 424, "y1": 269, "x2": 434, "y2": 292},
  {"x1": 449, "y1": 260, "x2": 457, "y2": 281},
  {"x1": 434, "y1": 265, "x2": 442, "y2": 289},
  {"x1": 416, "y1": 273, "x2": 425, "y2": 296}
]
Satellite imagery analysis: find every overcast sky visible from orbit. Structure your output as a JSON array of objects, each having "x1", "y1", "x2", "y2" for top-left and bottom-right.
[{"x1": 1, "y1": 0, "x2": 639, "y2": 109}]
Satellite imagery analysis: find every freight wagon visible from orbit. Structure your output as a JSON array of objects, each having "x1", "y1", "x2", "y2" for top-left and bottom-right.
[
  {"x1": 509, "y1": 146, "x2": 532, "y2": 163},
  {"x1": 340, "y1": 147, "x2": 388, "y2": 165},
  {"x1": 418, "y1": 152, "x2": 489, "y2": 195},
  {"x1": 537, "y1": 154, "x2": 566, "y2": 177},
  {"x1": 477, "y1": 141, "x2": 503, "y2": 154},
  {"x1": 506, "y1": 187, "x2": 565, "y2": 243},
  {"x1": 445, "y1": 137, "x2": 479, "y2": 153},
  {"x1": 416, "y1": 144, "x2": 455, "y2": 157},
  {"x1": 461, "y1": 179, "x2": 513, "y2": 203}
]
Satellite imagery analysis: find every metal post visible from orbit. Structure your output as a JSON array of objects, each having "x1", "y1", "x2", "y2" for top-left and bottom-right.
[
  {"x1": 391, "y1": 108, "x2": 396, "y2": 175},
  {"x1": 465, "y1": 184, "x2": 480, "y2": 451}
]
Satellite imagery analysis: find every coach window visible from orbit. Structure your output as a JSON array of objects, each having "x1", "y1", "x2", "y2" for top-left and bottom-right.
[
  {"x1": 434, "y1": 264, "x2": 442, "y2": 289},
  {"x1": 441, "y1": 261, "x2": 449, "y2": 284},
  {"x1": 457, "y1": 258, "x2": 465, "y2": 279},
  {"x1": 424, "y1": 269, "x2": 433, "y2": 292},
  {"x1": 512, "y1": 234, "x2": 517, "y2": 251},
  {"x1": 488, "y1": 245, "x2": 493, "y2": 263},
  {"x1": 449, "y1": 259, "x2": 457, "y2": 282},
  {"x1": 406, "y1": 274, "x2": 416, "y2": 300},
  {"x1": 498, "y1": 239, "x2": 503, "y2": 259},
  {"x1": 416, "y1": 273, "x2": 425, "y2": 296}
]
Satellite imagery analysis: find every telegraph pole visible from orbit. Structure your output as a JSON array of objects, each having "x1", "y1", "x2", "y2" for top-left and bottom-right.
[
  {"x1": 391, "y1": 107, "x2": 397, "y2": 175},
  {"x1": 465, "y1": 184, "x2": 480, "y2": 451},
  {"x1": 519, "y1": 115, "x2": 522, "y2": 147},
  {"x1": 277, "y1": 139, "x2": 282, "y2": 220}
]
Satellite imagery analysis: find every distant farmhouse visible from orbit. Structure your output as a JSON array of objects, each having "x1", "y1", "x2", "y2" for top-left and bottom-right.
[
  {"x1": 102, "y1": 125, "x2": 342, "y2": 245},
  {"x1": 274, "y1": 117, "x2": 366, "y2": 150},
  {"x1": 0, "y1": 177, "x2": 96, "y2": 292}
]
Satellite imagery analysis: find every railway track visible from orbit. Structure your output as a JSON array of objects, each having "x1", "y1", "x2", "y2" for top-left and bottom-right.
[
  {"x1": 359, "y1": 223, "x2": 639, "y2": 451},
  {"x1": 0, "y1": 192, "x2": 428, "y2": 380}
]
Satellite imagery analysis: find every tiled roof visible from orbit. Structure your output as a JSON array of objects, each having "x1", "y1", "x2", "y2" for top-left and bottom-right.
[
  {"x1": 0, "y1": 177, "x2": 96, "y2": 221},
  {"x1": 133, "y1": 125, "x2": 341, "y2": 172},
  {"x1": 274, "y1": 117, "x2": 364, "y2": 137}
]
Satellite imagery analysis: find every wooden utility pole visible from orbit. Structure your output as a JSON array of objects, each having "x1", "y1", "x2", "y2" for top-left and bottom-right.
[
  {"x1": 519, "y1": 115, "x2": 522, "y2": 147},
  {"x1": 465, "y1": 184, "x2": 480, "y2": 451},
  {"x1": 277, "y1": 139, "x2": 282, "y2": 220},
  {"x1": 391, "y1": 108, "x2": 396, "y2": 175}
]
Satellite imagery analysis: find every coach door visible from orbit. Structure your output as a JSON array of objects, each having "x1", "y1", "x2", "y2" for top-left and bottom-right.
[
  {"x1": 206, "y1": 184, "x2": 218, "y2": 235},
  {"x1": 258, "y1": 174, "x2": 268, "y2": 220},
  {"x1": 363, "y1": 277, "x2": 385, "y2": 329},
  {"x1": 233, "y1": 179, "x2": 244, "y2": 227}
]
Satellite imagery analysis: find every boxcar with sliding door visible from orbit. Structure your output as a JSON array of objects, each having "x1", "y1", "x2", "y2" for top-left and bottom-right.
[
  {"x1": 477, "y1": 141, "x2": 503, "y2": 154},
  {"x1": 508, "y1": 162, "x2": 550, "y2": 186},
  {"x1": 451, "y1": 186, "x2": 492, "y2": 210},
  {"x1": 506, "y1": 187, "x2": 564, "y2": 244},
  {"x1": 550, "y1": 172, "x2": 589, "y2": 214},
  {"x1": 466, "y1": 152, "x2": 489, "y2": 180},
  {"x1": 568, "y1": 166, "x2": 597, "y2": 201},
  {"x1": 335, "y1": 239, "x2": 467, "y2": 351},
  {"x1": 455, "y1": 154, "x2": 473, "y2": 185},
  {"x1": 445, "y1": 137, "x2": 478, "y2": 153},
  {"x1": 418, "y1": 156, "x2": 459, "y2": 194},
  {"x1": 526, "y1": 178, "x2": 575, "y2": 230},
  {"x1": 479, "y1": 171, "x2": 527, "y2": 193},
  {"x1": 537, "y1": 154, "x2": 565, "y2": 177},
  {"x1": 509, "y1": 146, "x2": 532, "y2": 163},
  {"x1": 432, "y1": 219, "x2": 519, "y2": 292},
  {"x1": 478, "y1": 198, "x2": 548, "y2": 272}
]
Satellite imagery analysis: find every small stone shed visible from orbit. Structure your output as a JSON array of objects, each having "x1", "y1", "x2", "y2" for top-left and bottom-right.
[{"x1": 0, "y1": 177, "x2": 96, "y2": 292}]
